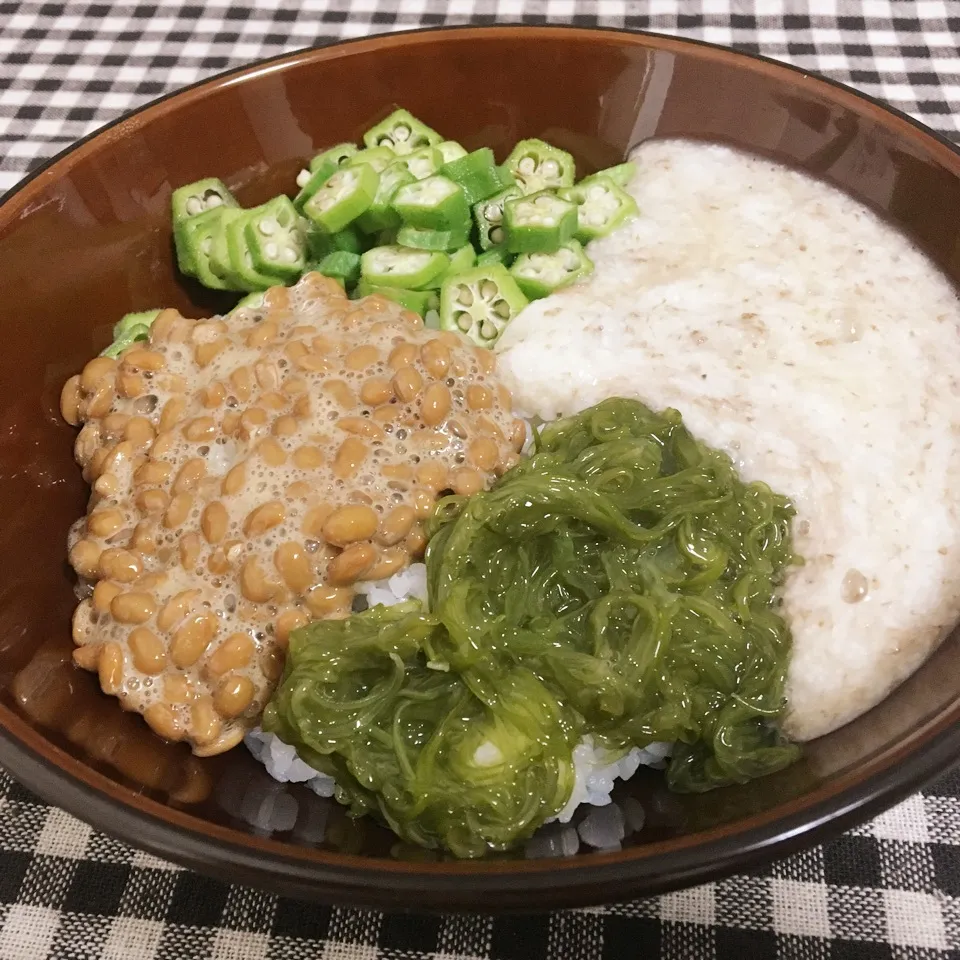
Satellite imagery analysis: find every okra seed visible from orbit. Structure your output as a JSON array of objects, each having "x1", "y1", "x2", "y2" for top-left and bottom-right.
[
  {"x1": 281, "y1": 247, "x2": 298, "y2": 264},
  {"x1": 518, "y1": 157, "x2": 536, "y2": 174},
  {"x1": 490, "y1": 227, "x2": 504, "y2": 244},
  {"x1": 542, "y1": 160, "x2": 560, "y2": 177},
  {"x1": 296, "y1": 169, "x2": 311, "y2": 188},
  {"x1": 204, "y1": 191, "x2": 223, "y2": 208},
  {"x1": 456, "y1": 313, "x2": 472, "y2": 333},
  {"x1": 456, "y1": 287, "x2": 474, "y2": 307},
  {"x1": 185, "y1": 197, "x2": 203, "y2": 216},
  {"x1": 485, "y1": 203, "x2": 502, "y2": 222},
  {"x1": 394, "y1": 124, "x2": 411, "y2": 142},
  {"x1": 480, "y1": 321, "x2": 498, "y2": 341},
  {"x1": 492, "y1": 300, "x2": 512, "y2": 320},
  {"x1": 480, "y1": 280, "x2": 498, "y2": 301},
  {"x1": 265, "y1": 242, "x2": 279, "y2": 259}
]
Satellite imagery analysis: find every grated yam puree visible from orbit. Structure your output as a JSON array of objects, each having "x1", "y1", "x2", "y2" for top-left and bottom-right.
[{"x1": 496, "y1": 139, "x2": 960, "y2": 742}]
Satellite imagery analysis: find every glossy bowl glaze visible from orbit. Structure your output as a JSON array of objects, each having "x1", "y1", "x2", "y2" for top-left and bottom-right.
[{"x1": 1, "y1": 25, "x2": 960, "y2": 912}]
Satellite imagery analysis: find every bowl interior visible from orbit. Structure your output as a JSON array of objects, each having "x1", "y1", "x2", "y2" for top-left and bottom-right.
[{"x1": 1, "y1": 26, "x2": 960, "y2": 909}]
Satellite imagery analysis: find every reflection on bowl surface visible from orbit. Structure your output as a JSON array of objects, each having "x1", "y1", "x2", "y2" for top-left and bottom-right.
[{"x1": 1, "y1": 26, "x2": 960, "y2": 910}]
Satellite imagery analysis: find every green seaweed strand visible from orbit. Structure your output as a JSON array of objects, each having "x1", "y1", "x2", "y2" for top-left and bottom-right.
[{"x1": 263, "y1": 398, "x2": 801, "y2": 857}]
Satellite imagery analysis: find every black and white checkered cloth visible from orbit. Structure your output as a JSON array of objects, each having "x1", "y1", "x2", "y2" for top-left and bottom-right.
[{"x1": 1, "y1": 2, "x2": 960, "y2": 957}]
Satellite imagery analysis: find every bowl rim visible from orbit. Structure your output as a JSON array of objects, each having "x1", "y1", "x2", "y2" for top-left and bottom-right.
[{"x1": 2, "y1": 22, "x2": 960, "y2": 910}]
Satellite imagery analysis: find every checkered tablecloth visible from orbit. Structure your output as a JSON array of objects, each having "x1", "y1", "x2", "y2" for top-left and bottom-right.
[{"x1": 2, "y1": 2, "x2": 960, "y2": 958}]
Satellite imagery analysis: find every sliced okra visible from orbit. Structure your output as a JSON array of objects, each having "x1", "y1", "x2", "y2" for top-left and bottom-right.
[
  {"x1": 102, "y1": 310, "x2": 161, "y2": 358},
  {"x1": 396, "y1": 225, "x2": 469, "y2": 251},
  {"x1": 244, "y1": 195, "x2": 308, "y2": 282},
  {"x1": 306, "y1": 223, "x2": 364, "y2": 261},
  {"x1": 208, "y1": 207, "x2": 250, "y2": 289},
  {"x1": 440, "y1": 147, "x2": 512, "y2": 206},
  {"x1": 313, "y1": 250, "x2": 362, "y2": 289},
  {"x1": 174, "y1": 217, "x2": 200, "y2": 277},
  {"x1": 295, "y1": 148, "x2": 363, "y2": 211},
  {"x1": 509, "y1": 240, "x2": 594, "y2": 300},
  {"x1": 224, "y1": 213, "x2": 283, "y2": 291},
  {"x1": 363, "y1": 108, "x2": 443, "y2": 155},
  {"x1": 559, "y1": 174, "x2": 638, "y2": 243},
  {"x1": 417, "y1": 244, "x2": 476, "y2": 290},
  {"x1": 476, "y1": 246, "x2": 513, "y2": 269},
  {"x1": 225, "y1": 211, "x2": 283, "y2": 291},
  {"x1": 346, "y1": 146, "x2": 397, "y2": 173},
  {"x1": 102, "y1": 323, "x2": 153, "y2": 358},
  {"x1": 583, "y1": 161, "x2": 636, "y2": 189},
  {"x1": 229, "y1": 292, "x2": 267, "y2": 315},
  {"x1": 439, "y1": 264, "x2": 529, "y2": 348},
  {"x1": 303, "y1": 163, "x2": 379, "y2": 233},
  {"x1": 472, "y1": 186, "x2": 521, "y2": 250},
  {"x1": 294, "y1": 166, "x2": 330, "y2": 212},
  {"x1": 360, "y1": 244, "x2": 449, "y2": 289},
  {"x1": 504, "y1": 138, "x2": 576, "y2": 194},
  {"x1": 308, "y1": 143, "x2": 359, "y2": 176},
  {"x1": 503, "y1": 190, "x2": 578, "y2": 253},
  {"x1": 437, "y1": 141, "x2": 468, "y2": 163},
  {"x1": 295, "y1": 145, "x2": 363, "y2": 209},
  {"x1": 392, "y1": 175, "x2": 470, "y2": 234},
  {"x1": 390, "y1": 146, "x2": 444, "y2": 182},
  {"x1": 171, "y1": 178, "x2": 238, "y2": 227},
  {"x1": 354, "y1": 279, "x2": 437, "y2": 317},
  {"x1": 355, "y1": 164, "x2": 415, "y2": 234},
  {"x1": 174, "y1": 208, "x2": 231, "y2": 290},
  {"x1": 113, "y1": 309, "x2": 161, "y2": 340}
]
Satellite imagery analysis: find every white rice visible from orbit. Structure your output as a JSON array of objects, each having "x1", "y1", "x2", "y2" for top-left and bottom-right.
[
  {"x1": 246, "y1": 562, "x2": 671, "y2": 852},
  {"x1": 354, "y1": 563, "x2": 430, "y2": 609},
  {"x1": 552, "y1": 737, "x2": 671, "y2": 824},
  {"x1": 244, "y1": 727, "x2": 336, "y2": 799}
]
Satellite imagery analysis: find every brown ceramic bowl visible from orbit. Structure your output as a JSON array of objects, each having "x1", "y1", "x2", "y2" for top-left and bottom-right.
[{"x1": 1, "y1": 25, "x2": 960, "y2": 912}]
